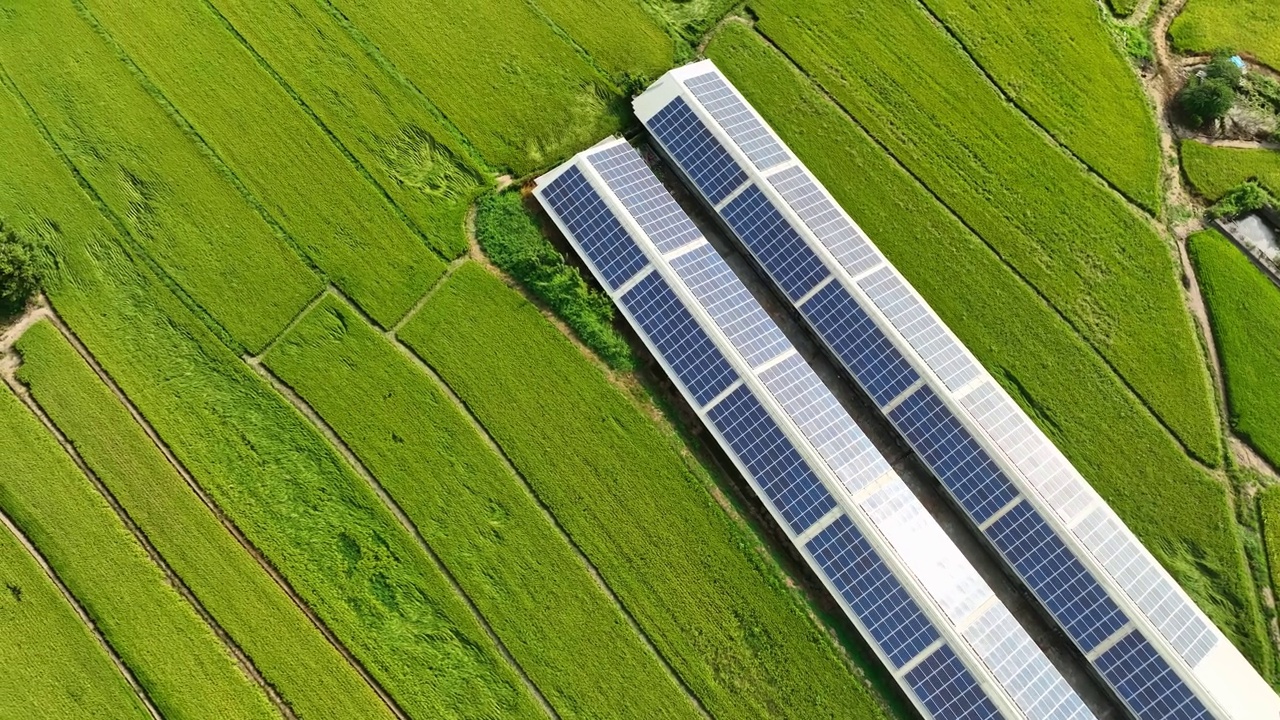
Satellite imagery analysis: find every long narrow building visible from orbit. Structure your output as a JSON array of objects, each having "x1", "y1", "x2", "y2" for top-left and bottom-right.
[
  {"x1": 634, "y1": 59, "x2": 1280, "y2": 720},
  {"x1": 534, "y1": 137, "x2": 1095, "y2": 720}
]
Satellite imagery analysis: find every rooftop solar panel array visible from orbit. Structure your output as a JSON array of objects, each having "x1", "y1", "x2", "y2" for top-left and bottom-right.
[
  {"x1": 535, "y1": 138, "x2": 1094, "y2": 720},
  {"x1": 636, "y1": 60, "x2": 1279, "y2": 719}
]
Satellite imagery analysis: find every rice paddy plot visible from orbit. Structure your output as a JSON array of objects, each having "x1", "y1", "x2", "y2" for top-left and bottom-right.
[
  {"x1": 749, "y1": 0, "x2": 1221, "y2": 466},
  {"x1": 1172, "y1": 0, "x2": 1280, "y2": 72},
  {"x1": 705, "y1": 23, "x2": 1270, "y2": 671},
  {"x1": 14, "y1": 320, "x2": 398, "y2": 720},
  {"x1": 264, "y1": 293, "x2": 700, "y2": 720},
  {"x1": 77, "y1": 0, "x2": 447, "y2": 327},
  {"x1": 1182, "y1": 140, "x2": 1280, "y2": 201},
  {"x1": 0, "y1": 383, "x2": 281, "y2": 720},
  {"x1": 0, "y1": 0, "x2": 319, "y2": 352},
  {"x1": 326, "y1": 0, "x2": 625, "y2": 174},
  {"x1": 1260, "y1": 487, "x2": 1280, "y2": 605},
  {"x1": 0, "y1": 522, "x2": 151, "y2": 720},
  {"x1": 640, "y1": 0, "x2": 738, "y2": 41},
  {"x1": 398, "y1": 263, "x2": 897, "y2": 720},
  {"x1": 529, "y1": 0, "x2": 675, "y2": 80}
]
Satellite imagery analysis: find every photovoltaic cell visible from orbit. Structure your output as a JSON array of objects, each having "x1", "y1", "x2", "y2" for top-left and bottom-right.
[
  {"x1": 721, "y1": 185, "x2": 830, "y2": 301},
  {"x1": 904, "y1": 644, "x2": 1005, "y2": 720},
  {"x1": 707, "y1": 384, "x2": 837, "y2": 534},
  {"x1": 684, "y1": 71, "x2": 790, "y2": 170},
  {"x1": 806, "y1": 515, "x2": 939, "y2": 668},
  {"x1": 888, "y1": 387, "x2": 1019, "y2": 524},
  {"x1": 963, "y1": 605, "x2": 1093, "y2": 720},
  {"x1": 768, "y1": 166, "x2": 884, "y2": 277},
  {"x1": 799, "y1": 281, "x2": 920, "y2": 407},
  {"x1": 1094, "y1": 632, "x2": 1212, "y2": 719},
  {"x1": 669, "y1": 243, "x2": 790, "y2": 367},
  {"x1": 647, "y1": 97, "x2": 747, "y2": 205},
  {"x1": 587, "y1": 143, "x2": 702, "y2": 253},
  {"x1": 621, "y1": 272, "x2": 738, "y2": 406},
  {"x1": 541, "y1": 165, "x2": 648, "y2": 289},
  {"x1": 985, "y1": 502, "x2": 1129, "y2": 652}
]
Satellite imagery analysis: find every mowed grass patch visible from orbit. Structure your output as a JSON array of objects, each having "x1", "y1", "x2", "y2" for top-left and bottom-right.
[
  {"x1": 78, "y1": 0, "x2": 446, "y2": 326},
  {"x1": 399, "y1": 263, "x2": 896, "y2": 720},
  {"x1": 1260, "y1": 487, "x2": 1280, "y2": 602},
  {"x1": 706, "y1": 24, "x2": 1270, "y2": 668},
  {"x1": 1189, "y1": 230, "x2": 1280, "y2": 469},
  {"x1": 750, "y1": 0, "x2": 1221, "y2": 464},
  {"x1": 328, "y1": 0, "x2": 624, "y2": 174},
  {"x1": 265, "y1": 294, "x2": 699, "y2": 720},
  {"x1": 0, "y1": 0, "x2": 318, "y2": 352},
  {"x1": 531, "y1": 0, "x2": 675, "y2": 80},
  {"x1": 1172, "y1": 0, "x2": 1280, "y2": 71},
  {"x1": 0, "y1": 383, "x2": 280, "y2": 720},
  {"x1": 1183, "y1": 140, "x2": 1280, "y2": 201},
  {"x1": 14, "y1": 320, "x2": 397, "y2": 720},
  {"x1": 0, "y1": 523, "x2": 151, "y2": 720},
  {"x1": 202, "y1": 0, "x2": 486, "y2": 260},
  {"x1": 0, "y1": 80, "x2": 541, "y2": 720},
  {"x1": 917, "y1": 0, "x2": 1161, "y2": 210}
]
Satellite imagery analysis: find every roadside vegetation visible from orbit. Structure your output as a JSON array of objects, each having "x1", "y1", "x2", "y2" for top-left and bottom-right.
[
  {"x1": 1183, "y1": 141, "x2": 1280, "y2": 200},
  {"x1": 0, "y1": 222, "x2": 42, "y2": 317},
  {"x1": 1172, "y1": 0, "x2": 1280, "y2": 71}
]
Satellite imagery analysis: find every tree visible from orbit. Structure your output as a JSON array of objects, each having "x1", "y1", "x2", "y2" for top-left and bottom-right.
[
  {"x1": 1179, "y1": 77, "x2": 1236, "y2": 127},
  {"x1": 0, "y1": 222, "x2": 42, "y2": 314},
  {"x1": 1205, "y1": 51, "x2": 1243, "y2": 87}
]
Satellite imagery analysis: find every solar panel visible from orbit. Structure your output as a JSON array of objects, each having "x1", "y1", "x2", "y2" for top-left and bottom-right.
[
  {"x1": 540, "y1": 165, "x2": 649, "y2": 289},
  {"x1": 904, "y1": 645, "x2": 1006, "y2": 720},
  {"x1": 858, "y1": 267, "x2": 979, "y2": 391},
  {"x1": 721, "y1": 185, "x2": 830, "y2": 301},
  {"x1": 1094, "y1": 632, "x2": 1212, "y2": 719},
  {"x1": 768, "y1": 165, "x2": 884, "y2": 277},
  {"x1": 589, "y1": 143, "x2": 702, "y2": 253},
  {"x1": 647, "y1": 97, "x2": 746, "y2": 205},
  {"x1": 963, "y1": 604, "x2": 1093, "y2": 720},
  {"x1": 684, "y1": 71, "x2": 790, "y2": 171}
]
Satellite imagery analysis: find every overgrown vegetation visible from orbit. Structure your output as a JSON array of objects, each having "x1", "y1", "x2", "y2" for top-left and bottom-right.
[
  {"x1": 0, "y1": 222, "x2": 42, "y2": 316},
  {"x1": 1172, "y1": 0, "x2": 1280, "y2": 71},
  {"x1": 398, "y1": 263, "x2": 897, "y2": 720},
  {"x1": 1210, "y1": 182, "x2": 1278, "y2": 218},
  {"x1": 1183, "y1": 140, "x2": 1280, "y2": 200},
  {"x1": 1178, "y1": 53, "x2": 1243, "y2": 127},
  {"x1": 478, "y1": 192, "x2": 635, "y2": 370},
  {"x1": 14, "y1": 320, "x2": 397, "y2": 720},
  {"x1": 1189, "y1": 229, "x2": 1280, "y2": 470}
]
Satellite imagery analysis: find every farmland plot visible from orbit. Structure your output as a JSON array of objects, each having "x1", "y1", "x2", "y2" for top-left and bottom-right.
[
  {"x1": 530, "y1": 0, "x2": 675, "y2": 79},
  {"x1": 640, "y1": 0, "x2": 739, "y2": 41},
  {"x1": 264, "y1": 294, "x2": 699, "y2": 720},
  {"x1": 0, "y1": 0, "x2": 319, "y2": 352},
  {"x1": 0, "y1": 383, "x2": 280, "y2": 720},
  {"x1": 1172, "y1": 0, "x2": 1280, "y2": 71},
  {"x1": 1260, "y1": 487, "x2": 1280, "y2": 603},
  {"x1": 325, "y1": 0, "x2": 625, "y2": 174},
  {"x1": 750, "y1": 0, "x2": 1221, "y2": 466},
  {"x1": 76, "y1": 0, "x2": 448, "y2": 326},
  {"x1": 14, "y1": 321, "x2": 398, "y2": 720},
  {"x1": 398, "y1": 264, "x2": 897, "y2": 720},
  {"x1": 1182, "y1": 141, "x2": 1280, "y2": 200},
  {"x1": 0, "y1": 523, "x2": 151, "y2": 720},
  {"x1": 706, "y1": 23, "x2": 1269, "y2": 669}
]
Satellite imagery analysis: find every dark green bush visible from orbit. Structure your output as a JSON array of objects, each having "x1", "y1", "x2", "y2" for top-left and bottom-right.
[
  {"x1": 1210, "y1": 181, "x2": 1278, "y2": 218},
  {"x1": 476, "y1": 192, "x2": 635, "y2": 370},
  {"x1": 0, "y1": 222, "x2": 42, "y2": 315},
  {"x1": 1180, "y1": 76, "x2": 1237, "y2": 127}
]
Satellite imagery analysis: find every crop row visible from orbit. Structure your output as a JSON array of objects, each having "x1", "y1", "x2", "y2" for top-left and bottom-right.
[
  {"x1": 706, "y1": 23, "x2": 1269, "y2": 669},
  {"x1": 750, "y1": 0, "x2": 1220, "y2": 465},
  {"x1": 1182, "y1": 140, "x2": 1280, "y2": 201}
]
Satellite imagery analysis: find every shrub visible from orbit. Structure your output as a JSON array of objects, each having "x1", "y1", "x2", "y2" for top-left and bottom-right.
[
  {"x1": 1210, "y1": 181, "x2": 1278, "y2": 218},
  {"x1": 1205, "y1": 51, "x2": 1244, "y2": 86},
  {"x1": 1180, "y1": 76, "x2": 1237, "y2": 127},
  {"x1": 0, "y1": 222, "x2": 42, "y2": 314}
]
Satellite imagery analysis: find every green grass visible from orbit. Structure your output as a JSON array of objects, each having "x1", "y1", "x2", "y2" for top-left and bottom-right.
[
  {"x1": 1182, "y1": 140, "x2": 1280, "y2": 201},
  {"x1": 14, "y1": 320, "x2": 397, "y2": 720},
  {"x1": 327, "y1": 0, "x2": 625, "y2": 174},
  {"x1": 706, "y1": 23, "x2": 1269, "y2": 670},
  {"x1": 749, "y1": 0, "x2": 1220, "y2": 466},
  {"x1": 76, "y1": 0, "x2": 447, "y2": 326},
  {"x1": 264, "y1": 293, "x2": 699, "y2": 720},
  {"x1": 201, "y1": 0, "x2": 485, "y2": 260},
  {"x1": 916, "y1": 0, "x2": 1161, "y2": 210},
  {"x1": 1189, "y1": 229, "x2": 1280, "y2": 470},
  {"x1": 0, "y1": 522, "x2": 151, "y2": 720},
  {"x1": 1172, "y1": 0, "x2": 1280, "y2": 71},
  {"x1": 0, "y1": 0, "x2": 319, "y2": 352},
  {"x1": 0, "y1": 80, "x2": 541, "y2": 720},
  {"x1": 0, "y1": 381, "x2": 280, "y2": 720},
  {"x1": 477, "y1": 192, "x2": 634, "y2": 369},
  {"x1": 1106, "y1": 0, "x2": 1138, "y2": 18},
  {"x1": 530, "y1": 0, "x2": 675, "y2": 80},
  {"x1": 1259, "y1": 486, "x2": 1280, "y2": 602},
  {"x1": 398, "y1": 263, "x2": 897, "y2": 720}
]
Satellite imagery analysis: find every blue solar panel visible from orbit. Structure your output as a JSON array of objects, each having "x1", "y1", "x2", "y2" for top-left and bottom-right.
[
  {"x1": 888, "y1": 387, "x2": 1019, "y2": 524},
  {"x1": 587, "y1": 143, "x2": 702, "y2": 253},
  {"x1": 721, "y1": 185, "x2": 830, "y2": 301},
  {"x1": 541, "y1": 166, "x2": 649, "y2": 289},
  {"x1": 904, "y1": 645, "x2": 1005, "y2": 720},
  {"x1": 647, "y1": 97, "x2": 747, "y2": 205},
  {"x1": 621, "y1": 272, "x2": 738, "y2": 406},
  {"x1": 707, "y1": 384, "x2": 837, "y2": 533},
  {"x1": 684, "y1": 72, "x2": 790, "y2": 170},
  {"x1": 1094, "y1": 631, "x2": 1211, "y2": 719},
  {"x1": 807, "y1": 515, "x2": 939, "y2": 667},
  {"x1": 985, "y1": 502, "x2": 1130, "y2": 652},
  {"x1": 799, "y1": 281, "x2": 920, "y2": 406}
]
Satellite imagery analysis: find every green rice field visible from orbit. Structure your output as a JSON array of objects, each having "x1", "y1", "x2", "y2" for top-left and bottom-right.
[
  {"x1": 1183, "y1": 141, "x2": 1280, "y2": 201},
  {"x1": 1172, "y1": 0, "x2": 1280, "y2": 71}
]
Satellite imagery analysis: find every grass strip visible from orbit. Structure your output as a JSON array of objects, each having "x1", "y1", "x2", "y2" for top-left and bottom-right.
[
  {"x1": 1182, "y1": 140, "x2": 1280, "y2": 201},
  {"x1": 77, "y1": 0, "x2": 447, "y2": 326},
  {"x1": 749, "y1": 0, "x2": 1220, "y2": 464},
  {"x1": 1172, "y1": 0, "x2": 1280, "y2": 72},
  {"x1": 0, "y1": 521, "x2": 151, "y2": 720},
  {"x1": 0, "y1": 0, "x2": 319, "y2": 352},
  {"x1": 14, "y1": 319, "x2": 397, "y2": 720},
  {"x1": 264, "y1": 293, "x2": 700, "y2": 720},
  {"x1": 399, "y1": 262, "x2": 897, "y2": 720},
  {"x1": 706, "y1": 23, "x2": 1269, "y2": 670},
  {"x1": 0, "y1": 381, "x2": 280, "y2": 720},
  {"x1": 1189, "y1": 229, "x2": 1280, "y2": 470}
]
